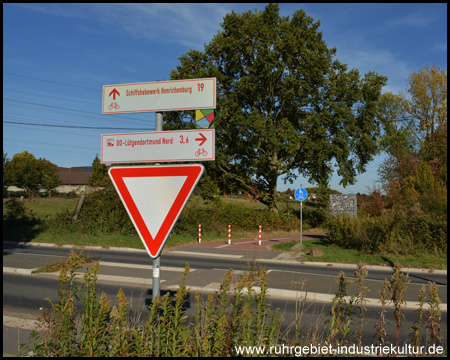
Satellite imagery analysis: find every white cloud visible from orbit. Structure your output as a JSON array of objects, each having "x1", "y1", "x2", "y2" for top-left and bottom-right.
[
  {"x1": 12, "y1": 3, "x2": 231, "y2": 50},
  {"x1": 383, "y1": 8, "x2": 441, "y2": 29},
  {"x1": 434, "y1": 42, "x2": 447, "y2": 52},
  {"x1": 335, "y1": 46, "x2": 411, "y2": 94}
]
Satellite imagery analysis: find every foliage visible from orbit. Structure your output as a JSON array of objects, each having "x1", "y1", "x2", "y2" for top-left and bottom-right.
[
  {"x1": 174, "y1": 198, "x2": 300, "y2": 236},
  {"x1": 406, "y1": 65, "x2": 447, "y2": 142},
  {"x1": 3, "y1": 198, "x2": 46, "y2": 242},
  {"x1": 388, "y1": 263, "x2": 410, "y2": 348},
  {"x1": 19, "y1": 253, "x2": 445, "y2": 357},
  {"x1": 3, "y1": 197, "x2": 28, "y2": 220},
  {"x1": 19, "y1": 253, "x2": 282, "y2": 357},
  {"x1": 167, "y1": 4, "x2": 387, "y2": 212},
  {"x1": 357, "y1": 187, "x2": 385, "y2": 217},
  {"x1": 88, "y1": 154, "x2": 110, "y2": 187},
  {"x1": 301, "y1": 205, "x2": 328, "y2": 228},
  {"x1": 73, "y1": 187, "x2": 136, "y2": 235},
  {"x1": 3, "y1": 150, "x2": 61, "y2": 197},
  {"x1": 38, "y1": 158, "x2": 61, "y2": 197},
  {"x1": 326, "y1": 209, "x2": 447, "y2": 256},
  {"x1": 192, "y1": 168, "x2": 219, "y2": 201},
  {"x1": 341, "y1": 65, "x2": 448, "y2": 258},
  {"x1": 3, "y1": 151, "x2": 12, "y2": 195}
]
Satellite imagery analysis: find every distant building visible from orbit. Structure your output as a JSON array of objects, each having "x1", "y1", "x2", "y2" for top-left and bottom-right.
[
  {"x1": 6, "y1": 166, "x2": 101, "y2": 196},
  {"x1": 55, "y1": 166, "x2": 97, "y2": 194}
]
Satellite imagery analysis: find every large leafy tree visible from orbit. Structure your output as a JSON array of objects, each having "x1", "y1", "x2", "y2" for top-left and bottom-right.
[{"x1": 167, "y1": 4, "x2": 387, "y2": 211}]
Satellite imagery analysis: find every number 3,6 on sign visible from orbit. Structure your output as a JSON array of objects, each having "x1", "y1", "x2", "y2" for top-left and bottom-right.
[
  {"x1": 102, "y1": 78, "x2": 216, "y2": 114},
  {"x1": 101, "y1": 129, "x2": 215, "y2": 164}
]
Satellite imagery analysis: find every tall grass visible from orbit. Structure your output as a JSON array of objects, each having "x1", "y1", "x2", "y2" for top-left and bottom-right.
[{"x1": 19, "y1": 252, "x2": 446, "y2": 357}]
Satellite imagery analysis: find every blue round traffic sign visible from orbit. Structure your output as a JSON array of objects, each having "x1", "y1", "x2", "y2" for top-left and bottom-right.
[{"x1": 295, "y1": 188, "x2": 308, "y2": 201}]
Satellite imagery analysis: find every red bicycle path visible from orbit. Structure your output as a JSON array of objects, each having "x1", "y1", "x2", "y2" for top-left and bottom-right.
[{"x1": 183, "y1": 233, "x2": 326, "y2": 251}]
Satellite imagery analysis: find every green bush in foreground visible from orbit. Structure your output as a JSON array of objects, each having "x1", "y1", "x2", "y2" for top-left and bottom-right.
[{"x1": 19, "y1": 252, "x2": 445, "y2": 357}]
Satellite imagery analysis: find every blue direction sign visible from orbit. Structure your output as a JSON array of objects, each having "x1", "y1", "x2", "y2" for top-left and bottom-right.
[{"x1": 295, "y1": 188, "x2": 308, "y2": 201}]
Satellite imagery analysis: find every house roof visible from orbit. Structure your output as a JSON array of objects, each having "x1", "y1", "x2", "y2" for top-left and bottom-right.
[{"x1": 57, "y1": 167, "x2": 92, "y2": 185}]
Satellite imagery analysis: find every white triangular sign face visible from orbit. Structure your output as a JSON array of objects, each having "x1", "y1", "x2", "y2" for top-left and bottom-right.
[{"x1": 108, "y1": 165, "x2": 204, "y2": 258}]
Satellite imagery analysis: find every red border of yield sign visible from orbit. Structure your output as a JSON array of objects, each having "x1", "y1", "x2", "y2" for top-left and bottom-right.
[{"x1": 108, "y1": 164, "x2": 204, "y2": 258}]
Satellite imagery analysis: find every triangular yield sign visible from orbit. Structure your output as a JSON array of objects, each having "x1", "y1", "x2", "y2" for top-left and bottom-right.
[{"x1": 108, "y1": 164, "x2": 204, "y2": 258}]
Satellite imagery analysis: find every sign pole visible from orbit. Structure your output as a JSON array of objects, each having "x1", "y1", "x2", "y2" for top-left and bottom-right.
[
  {"x1": 300, "y1": 184, "x2": 302, "y2": 247},
  {"x1": 300, "y1": 200, "x2": 303, "y2": 247},
  {"x1": 153, "y1": 111, "x2": 163, "y2": 301},
  {"x1": 295, "y1": 185, "x2": 307, "y2": 247}
]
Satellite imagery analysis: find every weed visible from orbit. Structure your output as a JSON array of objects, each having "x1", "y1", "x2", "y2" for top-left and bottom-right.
[
  {"x1": 388, "y1": 263, "x2": 410, "y2": 349},
  {"x1": 19, "y1": 251, "x2": 446, "y2": 357},
  {"x1": 425, "y1": 281, "x2": 445, "y2": 348},
  {"x1": 409, "y1": 284, "x2": 426, "y2": 355}
]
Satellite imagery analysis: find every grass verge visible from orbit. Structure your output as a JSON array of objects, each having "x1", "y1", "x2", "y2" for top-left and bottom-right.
[
  {"x1": 31, "y1": 250, "x2": 92, "y2": 274},
  {"x1": 272, "y1": 238, "x2": 447, "y2": 270}
]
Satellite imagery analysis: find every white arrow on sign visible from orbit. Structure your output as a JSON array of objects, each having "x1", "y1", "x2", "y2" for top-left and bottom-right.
[
  {"x1": 108, "y1": 164, "x2": 204, "y2": 259},
  {"x1": 101, "y1": 129, "x2": 215, "y2": 164}
]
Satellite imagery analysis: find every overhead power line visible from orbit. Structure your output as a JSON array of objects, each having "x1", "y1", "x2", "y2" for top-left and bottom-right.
[
  {"x1": 4, "y1": 143, "x2": 95, "y2": 155},
  {"x1": 3, "y1": 103, "x2": 155, "y2": 127},
  {"x1": 3, "y1": 88, "x2": 98, "y2": 105},
  {"x1": 4, "y1": 120, "x2": 153, "y2": 131},
  {"x1": 3, "y1": 98, "x2": 153, "y2": 124},
  {"x1": 3, "y1": 72, "x2": 101, "y2": 92},
  {"x1": 4, "y1": 137, "x2": 98, "y2": 151},
  {"x1": 4, "y1": 123, "x2": 98, "y2": 138}
]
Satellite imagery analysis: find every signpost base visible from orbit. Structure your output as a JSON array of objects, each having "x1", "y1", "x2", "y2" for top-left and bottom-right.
[{"x1": 153, "y1": 256, "x2": 160, "y2": 301}]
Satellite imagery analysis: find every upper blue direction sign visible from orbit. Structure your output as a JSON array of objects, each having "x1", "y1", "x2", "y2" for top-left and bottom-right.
[{"x1": 295, "y1": 188, "x2": 308, "y2": 201}]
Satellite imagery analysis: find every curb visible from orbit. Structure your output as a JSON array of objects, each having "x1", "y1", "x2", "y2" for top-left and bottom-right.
[
  {"x1": 3, "y1": 241, "x2": 447, "y2": 275},
  {"x1": 4, "y1": 266, "x2": 447, "y2": 312}
]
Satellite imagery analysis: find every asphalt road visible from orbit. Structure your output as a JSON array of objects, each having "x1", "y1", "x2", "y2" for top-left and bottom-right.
[{"x1": 3, "y1": 241, "x2": 447, "y2": 356}]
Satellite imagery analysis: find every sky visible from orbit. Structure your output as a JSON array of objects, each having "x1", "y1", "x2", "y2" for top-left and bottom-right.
[{"x1": 3, "y1": 3, "x2": 447, "y2": 195}]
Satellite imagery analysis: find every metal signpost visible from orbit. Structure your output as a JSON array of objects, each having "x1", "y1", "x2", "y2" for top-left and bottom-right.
[
  {"x1": 295, "y1": 187, "x2": 308, "y2": 246},
  {"x1": 103, "y1": 78, "x2": 216, "y2": 301},
  {"x1": 154, "y1": 112, "x2": 163, "y2": 299}
]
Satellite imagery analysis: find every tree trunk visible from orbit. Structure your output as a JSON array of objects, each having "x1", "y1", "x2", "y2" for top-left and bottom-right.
[{"x1": 267, "y1": 152, "x2": 279, "y2": 212}]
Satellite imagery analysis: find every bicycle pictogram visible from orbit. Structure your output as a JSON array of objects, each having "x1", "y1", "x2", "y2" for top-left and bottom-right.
[
  {"x1": 108, "y1": 102, "x2": 120, "y2": 110},
  {"x1": 195, "y1": 148, "x2": 208, "y2": 157}
]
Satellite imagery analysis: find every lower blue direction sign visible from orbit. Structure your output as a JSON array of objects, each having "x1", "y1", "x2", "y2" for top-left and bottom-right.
[{"x1": 295, "y1": 188, "x2": 308, "y2": 201}]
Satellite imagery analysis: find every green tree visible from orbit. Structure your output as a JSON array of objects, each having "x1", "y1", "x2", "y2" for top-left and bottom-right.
[
  {"x1": 7, "y1": 151, "x2": 40, "y2": 196},
  {"x1": 6, "y1": 151, "x2": 60, "y2": 197},
  {"x1": 3, "y1": 151, "x2": 12, "y2": 195},
  {"x1": 88, "y1": 154, "x2": 110, "y2": 187},
  {"x1": 167, "y1": 4, "x2": 387, "y2": 211},
  {"x1": 378, "y1": 66, "x2": 447, "y2": 188},
  {"x1": 37, "y1": 158, "x2": 61, "y2": 198},
  {"x1": 406, "y1": 65, "x2": 447, "y2": 142}
]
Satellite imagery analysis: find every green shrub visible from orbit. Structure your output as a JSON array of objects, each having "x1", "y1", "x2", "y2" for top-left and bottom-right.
[
  {"x1": 302, "y1": 206, "x2": 328, "y2": 228},
  {"x1": 3, "y1": 198, "x2": 28, "y2": 219},
  {"x1": 3, "y1": 198, "x2": 46, "y2": 241},
  {"x1": 72, "y1": 188, "x2": 135, "y2": 235},
  {"x1": 174, "y1": 200, "x2": 299, "y2": 235},
  {"x1": 326, "y1": 209, "x2": 447, "y2": 256}
]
